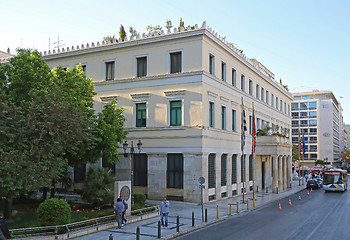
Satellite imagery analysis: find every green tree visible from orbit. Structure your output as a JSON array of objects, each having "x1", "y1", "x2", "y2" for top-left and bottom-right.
[
  {"x1": 178, "y1": 17, "x2": 185, "y2": 31},
  {"x1": 81, "y1": 166, "x2": 116, "y2": 207},
  {"x1": 37, "y1": 198, "x2": 71, "y2": 226},
  {"x1": 165, "y1": 19, "x2": 173, "y2": 30},
  {"x1": 129, "y1": 27, "x2": 138, "y2": 37},
  {"x1": 119, "y1": 24, "x2": 127, "y2": 41},
  {"x1": 341, "y1": 149, "x2": 350, "y2": 164},
  {"x1": 146, "y1": 25, "x2": 162, "y2": 36},
  {"x1": 103, "y1": 35, "x2": 115, "y2": 43}
]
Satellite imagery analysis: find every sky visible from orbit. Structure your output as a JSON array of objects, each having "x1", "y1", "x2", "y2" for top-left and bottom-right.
[{"x1": 1, "y1": 0, "x2": 349, "y2": 122}]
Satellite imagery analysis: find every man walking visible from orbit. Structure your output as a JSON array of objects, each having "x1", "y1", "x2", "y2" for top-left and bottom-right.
[
  {"x1": 160, "y1": 197, "x2": 170, "y2": 229},
  {"x1": 114, "y1": 198, "x2": 124, "y2": 229},
  {"x1": 0, "y1": 212, "x2": 11, "y2": 240},
  {"x1": 120, "y1": 196, "x2": 128, "y2": 226}
]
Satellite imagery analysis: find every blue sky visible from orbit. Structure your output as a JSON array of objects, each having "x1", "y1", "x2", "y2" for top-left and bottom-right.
[{"x1": 1, "y1": 0, "x2": 349, "y2": 122}]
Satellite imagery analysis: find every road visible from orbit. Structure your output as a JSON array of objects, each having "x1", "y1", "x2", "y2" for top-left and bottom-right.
[{"x1": 176, "y1": 188, "x2": 350, "y2": 240}]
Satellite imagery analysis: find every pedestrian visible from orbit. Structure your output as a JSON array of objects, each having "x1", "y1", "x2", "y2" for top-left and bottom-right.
[
  {"x1": 0, "y1": 212, "x2": 11, "y2": 240},
  {"x1": 114, "y1": 198, "x2": 124, "y2": 229},
  {"x1": 120, "y1": 196, "x2": 128, "y2": 226},
  {"x1": 160, "y1": 197, "x2": 170, "y2": 229}
]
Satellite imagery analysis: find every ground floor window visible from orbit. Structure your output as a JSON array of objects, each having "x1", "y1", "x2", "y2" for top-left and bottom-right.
[
  {"x1": 249, "y1": 155, "x2": 253, "y2": 181},
  {"x1": 167, "y1": 154, "x2": 183, "y2": 189},
  {"x1": 74, "y1": 164, "x2": 86, "y2": 183},
  {"x1": 232, "y1": 155, "x2": 237, "y2": 184},
  {"x1": 208, "y1": 153, "x2": 216, "y2": 188},
  {"x1": 134, "y1": 153, "x2": 148, "y2": 187}
]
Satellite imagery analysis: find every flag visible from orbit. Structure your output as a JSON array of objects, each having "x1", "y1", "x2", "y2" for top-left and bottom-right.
[
  {"x1": 302, "y1": 132, "x2": 306, "y2": 157},
  {"x1": 241, "y1": 97, "x2": 247, "y2": 152},
  {"x1": 252, "y1": 104, "x2": 256, "y2": 155},
  {"x1": 298, "y1": 130, "x2": 302, "y2": 158}
]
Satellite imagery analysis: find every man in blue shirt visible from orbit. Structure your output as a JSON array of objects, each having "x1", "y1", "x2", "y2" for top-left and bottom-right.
[
  {"x1": 114, "y1": 198, "x2": 124, "y2": 229},
  {"x1": 160, "y1": 197, "x2": 170, "y2": 229}
]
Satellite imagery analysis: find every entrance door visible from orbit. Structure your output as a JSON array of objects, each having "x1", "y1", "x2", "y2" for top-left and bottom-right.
[{"x1": 262, "y1": 162, "x2": 265, "y2": 189}]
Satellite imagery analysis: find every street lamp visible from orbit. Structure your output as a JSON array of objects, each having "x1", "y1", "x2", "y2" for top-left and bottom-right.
[{"x1": 122, "y1": 140, "x2": 143, "y2": 204}]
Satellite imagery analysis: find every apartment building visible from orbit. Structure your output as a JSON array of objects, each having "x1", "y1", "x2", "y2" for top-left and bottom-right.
[
  {"x1": 43, "y1": 22, "x2": 292, "y2": 203},
  {"x1": 291, "y1": 90, "x2": 344, "y2": 168}
]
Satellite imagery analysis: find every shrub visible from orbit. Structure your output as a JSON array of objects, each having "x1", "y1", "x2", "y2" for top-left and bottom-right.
[
  {"x1": 37, "y1": 198, "x2": 71, "y2": 226},
  {"x1": 133, "y1": 192, "x2": 146, "y2": 206}
]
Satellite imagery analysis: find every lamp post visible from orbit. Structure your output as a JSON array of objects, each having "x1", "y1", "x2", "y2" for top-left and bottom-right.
[{"x1": 123, "y1": 140, "x2": 143, "y2": 204}]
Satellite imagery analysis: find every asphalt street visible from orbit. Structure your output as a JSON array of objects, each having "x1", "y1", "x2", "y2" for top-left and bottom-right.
[{"x1": 176, "y1": 187, "x2": 350, "y2": 240}]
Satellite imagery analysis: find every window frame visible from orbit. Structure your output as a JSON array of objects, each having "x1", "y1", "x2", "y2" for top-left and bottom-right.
[
  {"x1": 241, "y1": 74, "x2": 245, "y2": 92},
  {"x1": 232, "y1": 68, "x2": 236, "y2": 87},
  {"x1": 135, "y1": 102, "x2": 147, "y2": 127},
  {"x1": 221, "y1": 61, "x2": 226, "y2": 82},
  {"x1": 103, "y1": 59, "x2": 116, "y2": 81},
  {"x1": 209, "y1": 53, "x2": 215, "y2": 75},
  {"x1": 168, "y1": 49, "x2": 183, "y2": 74},
  {"x1": 209, "y1": 101, "x2": 215, "y2": 128},
  {"x1": 135, "y1": 55, "x2": 148, "y2": 77}
]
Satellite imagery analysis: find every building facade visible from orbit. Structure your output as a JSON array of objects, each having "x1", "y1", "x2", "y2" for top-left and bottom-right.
[
  {"x1": 43, "y1": 22, "x2": 292, "y2": 203},
  {"x1": 291, "y1": 90, "x2": 345, "y2": 168}
]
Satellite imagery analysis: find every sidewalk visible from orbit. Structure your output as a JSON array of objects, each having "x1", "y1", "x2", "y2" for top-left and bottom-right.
[{"x1": 68, "y1": 181, "x2": 305, "y2": 240}]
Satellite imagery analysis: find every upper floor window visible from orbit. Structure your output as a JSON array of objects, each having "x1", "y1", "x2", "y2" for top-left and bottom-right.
[
  {"x1": 170, "y1": 51, "x2": 182, "y2": 73},
  {"x1": 280, "y1": 100, "x2": 283, "y2": 111},
  {"x1": 221, "y1": 61, "x2": 226, "y2": 81},
  {"x1": 271, "y1": 94, "x2": 274, "y2": 107},
  {"x1": 294, "y1": 96, "x2": 301, "y2": 100},
  {"x1": 309, "y1": 102, "x2": 316, "y2": 109},
  {"x1": 241, "y1": 74, "x2": 245, "y2": 92},
  {"x1": 105, "y1": 61, "x2": 115, "y2": 81},
  {"x1": 303, "y1": 96, "x2": 310, "y2": 100},
  {"x1": 276, "y1": 97, "x2": 279, "y2": 110},
  {"x1": 284, "y1": 102, "x2": 286, "y2": 113},
  {"x1": 232, "y1": 109, "x2": 236, "y2": 132},
  {"x1": 170, "y1": 100, "x2": 182, "y2": 126},
  {"x1": 249, "y1": 80, "x2": 253, "y2": 95},
  {"x1": 137, "y1": 57, "x2": 147, "y2": 77},
  {"x1": 221, "y1": 106, "x2": 226, "y2": 130},
  {"x1": 209, "y1": 102, "x2": 215, "y2": 128},
  {"x1": 323, "y1": 104, "x2": 329, "y2": 108},
  {"x1": 136, "y1": 103, "x2": 147, "y2": 127},
  {"x1": 82, "y1": 64, "x2": 86, "y2": 73},
  {"x1": 261, "y1": 87, "x2": 265, "y2": 102},
  {"x1": 232, "y1": 68, "x2": 236, "y2": 87},
  {"x1": 256, "y1": 84, "x2": 260, "y2": 99},
  {"x1": 209, "y1": 54, "x2": 215, "y2": 75},
  {"x1": 266, "y1": 90, "x2": 269, "y2": 105}
]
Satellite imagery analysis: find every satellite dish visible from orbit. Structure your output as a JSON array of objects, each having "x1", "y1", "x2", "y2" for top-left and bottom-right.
[{"x1": 198, "y1": 177, "x2": 205, "y2": 184}]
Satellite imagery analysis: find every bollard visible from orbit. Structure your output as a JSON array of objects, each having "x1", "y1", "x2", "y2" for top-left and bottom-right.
[
  {"x1": 158, "y1": 221, "x2": 161, "y2": 238},
  {"x1": 253, "y1": 198, "x2": 256, "y2": 208},
  {"x1": 192, "y1": 212, "x2": 195, "y2": 227},
  {"x1": 109, "y1": 234, "x2": 113, "y2": 240},
  {"x1": 136, "y1": 227, "x2": 140, "y2": 240},
  {"x1": 229, "y1": 204, "x2": 232, "y2": 216},
  {"x1": 266, "y1": 187, "x2": 268, "y2": 193},
  {"x1": 176, "y1": 216, "x2": 180, "y2": 232},
  {"x1": 205, "y1": 208, "x2": 208, "y2": 222},
  {"x1": 247, "y1": 199, "x2": 249, "y2": 210},
  {"x1": 216, "y1": 205, "x2": 219, "y2": 219},
  {"x1": 237, "y1": 201, "x2": 239, "y2": 213}
]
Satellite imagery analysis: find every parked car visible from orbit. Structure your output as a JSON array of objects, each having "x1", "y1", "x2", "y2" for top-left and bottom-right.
[
  {"x1": 306, "y1": 179, "x2": 320, "y2": 189},
  {"x1": 314, "y1": 177, "x2": 323, "y2": 187}
]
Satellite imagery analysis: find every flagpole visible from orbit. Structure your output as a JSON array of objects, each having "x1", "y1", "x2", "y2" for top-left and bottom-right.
[
  {"x1": 241, "y1": 97, "x2": 246, "y2": 203},
  {"x1": 298, "y1": 129, "x2": 301, "y2": 186},
  {"x1": 252, "y1": 102, "x2": 256, "y2": 199}
]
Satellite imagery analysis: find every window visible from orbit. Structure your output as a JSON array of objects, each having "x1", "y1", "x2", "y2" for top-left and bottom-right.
[
  {"x1": 241, "y1": 155, "x2": 245, "y2": 182},
  {"x1": 208, "y1": 154, "x2": 216, "y2": 188},
  {"x1": 241, "y1": 74, "x2": 245, "y2": 92},
  {"x1": 221, "y1": 61, "x2": 226, "y2": 81},
  {"x1": 309, "y1": 102, "x2": 316, "y2": 109},
  {"x1": 276, "y1": 97, "x2": 279, "y2": 110},
  {"x1": 300, "y1": 112, "x2": 307, "y2": 118},
  {"x1": 271, "y1": 94, "x2": 274, "y2": 107},
  {"x1": 266, "y1": 90, "x2": 269, "y2": 105},
  {"x1": 261, "y1": 87, "x2": 265, "y2": 102},
  {"x1": 105, "y1": 61, "x2": 115, "y2": 80},
  {"x1": 256, "y1": 84, "x2": 260, "y2": 99},
  {"x1": 323, "y1": 104, "x2": 329, "y2": 108},
  {"x1": 300, "y1": 102, "x2": 308, "y2": 110},
  {"x1": 134, "y1": 154, "x2": 148, "y2": 186},
  {"x1": 209, "y1": 54, "x2": 215, "y2": 75},
  {"x1": 136, "y1": 103, "x2": 147, "y2": 127},
  {"x1": 232, "y1": 109, "x2": 236, "y2": 131},
  {"x1": 209, "y1": 102, "x2": 215, "y2": 128},
  {"x1": 294, "y1": 96, "x2": 301, "y2": 100},
  {"x1": 232, "y1": 68, "x2": 236, "y2": 86},
  {"x1": 249, "y1": 115, "x2": 252, "y2": 134},
  {"x1": 82, "y1": 65, "x2": 86, "y2": 73},
  {"x1": 221, "y1": 106, "x2": 226, "y2": 130},
  {"x1": 288, "y1": 105, "x2": 290, "y2": 115},
  {"x1": 292, "y1": 103, "x2": 298, "y2": 110},
  {"x1": 309, "y1": 111, "x2": 317, "y2": 117},
  {"x1": 249, "y1": 155, "x2": 253, "y2": 181},
  {"x1": 74, "y1": 165, "x2": 86, "y2": 183},
  {"x1": 170, "y1": 51, "x2": 182, "y2": 73},
  {"x1": 137, "y1": 57, "x2": 147, "y2": 77},
  {"x1": 167, "y1": 154, "x2": 183, "y2": 189},
  {"x1": 170, "y1": 100, "x2": 182, "y2": 126},
  {"x1": 309, "y1": 120, "x2": 317, "y2": 126},
  {"x1": 232, "y1": 155, "x2": 237, "y2": 184},
  {"x1": 280, "y1": 100, "x2": 282, "y2": 111},
  {"x1": 303, "y1": 96, "x2": 310, "y2": 100},
  {"x1": 249, "y1": 80, "x2": 253, "y2": 95},
  {"x1": 284, "y1": 102, "x2": 286, "y2": 113},
  {"x1": 221, "y1": 154, "x2": 227, "y2": 186}
]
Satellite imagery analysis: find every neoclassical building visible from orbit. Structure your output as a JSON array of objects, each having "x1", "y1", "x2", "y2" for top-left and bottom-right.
[{"x1": 43, "y1": 22, "x2": 292, "y2": 203}]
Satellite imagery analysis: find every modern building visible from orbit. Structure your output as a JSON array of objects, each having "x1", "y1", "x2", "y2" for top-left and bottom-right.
[
  {"x1": 291, "y1": 90, "x2": 345, "y2": 168},
  {"x1": 344, "y1": 124, "x2": 349, "y2": 150},
  {"x1": 43, "y1": 22, "x2": 292, "y2": 203}
]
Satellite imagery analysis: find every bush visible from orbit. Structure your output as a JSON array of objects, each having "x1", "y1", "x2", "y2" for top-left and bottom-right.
[
  {"x1": 37, "y1": 198, "x2": 71, "y2": 226},
  {"x1": 133, "y1": 192, "x2": 146, "y2": 206}
]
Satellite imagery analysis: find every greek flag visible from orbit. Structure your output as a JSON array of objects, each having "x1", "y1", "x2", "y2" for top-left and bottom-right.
[
  {"x1": 241, "y1": 97, "x2": 247, "y2": 152},
  {"x1": 252, "y1": 104, "x2": 256, "y2": 155}
]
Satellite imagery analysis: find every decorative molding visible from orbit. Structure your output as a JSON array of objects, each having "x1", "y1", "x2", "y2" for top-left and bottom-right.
[
  {"x1": 164, "y1": 90, "x2": 186, "y2": 98},
  {"x1": 220, "y1": 96, "x2": 229, "y2": 103},
  {"x1": 207, "y1": 91, "x2": 218, "y2": 99},
  {"x1": 130, "y1": 93, "x2": 150, "y2": 102},
  {"x1": 100, "y1": 96, "x2": 118, "y2": 103}
]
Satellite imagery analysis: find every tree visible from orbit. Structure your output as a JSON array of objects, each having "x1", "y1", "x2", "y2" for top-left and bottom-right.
[
  {"x1": 165, "y1": 19, "x2": 173, "y2": 30},
  {"x1": 129, "y1": 27, "x2": 138, "y2": 38},
  {"x1": 292, "y1": 144, "x2": 299, "y2": 162},
  {"x1": 178, "y1": 17, "x2": 185, "y2": 31},
  {"x1": 146, "y1": 25, "x2": 162, "y2": 36},
  {"x1": 81, "y1": 166, "x2": 116, "y2": 207},
  {"x1": 103, "y1": 35, "x2": 115, "y2": 43},
  {"x1": 341, "y1": 149, "x2": 350, "y2": 164},
  {"x1": 119, "y1": 24, "x2": 127, "y2": 41}
]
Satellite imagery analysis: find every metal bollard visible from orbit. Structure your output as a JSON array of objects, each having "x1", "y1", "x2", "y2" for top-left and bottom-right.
[
  {"x1": 229, "y1": 204, "x2": 232, "y2": 216},
  {"x1": 136, "y1": 227, "x2": 140, "y2": 240},
  {"x1": 158, "y1": 221, "x2": 161, "y2": 238},
  {"x1": 176, "y1": 216, "x2": 180, "y2": 232},
  {"x1": 205, "y1": 208, "x2": 208, "y2": 222},
  {"x1": 192, "y1": 212, "x2": 195, "y2": 227},
  {"x1": 216, "y1": 205, "x2": 219, "y2": 219},
  {"x1": 237, "y1": 201, "x2": 239, "y2": 213},
  {"x1": 253, "y1": 198, "x2": 256, "y2": 208},
  {"x1": 247, "y1": 199, "x2": 249, "y2": 210}
]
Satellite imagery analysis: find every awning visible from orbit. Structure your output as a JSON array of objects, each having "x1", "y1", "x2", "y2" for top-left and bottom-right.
[{"x1": 312, "y1": 164, "x2": 324, "y2": 171}]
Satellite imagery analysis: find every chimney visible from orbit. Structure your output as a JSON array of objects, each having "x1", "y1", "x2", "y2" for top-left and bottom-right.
[{"x1": 7, "y1": 48, "x2": 10, "y2": 54}]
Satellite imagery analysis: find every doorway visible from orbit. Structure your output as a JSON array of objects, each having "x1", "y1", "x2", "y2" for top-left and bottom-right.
[{"x1": 262, "y1": 162, "x2": 265, "y2": 189}]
